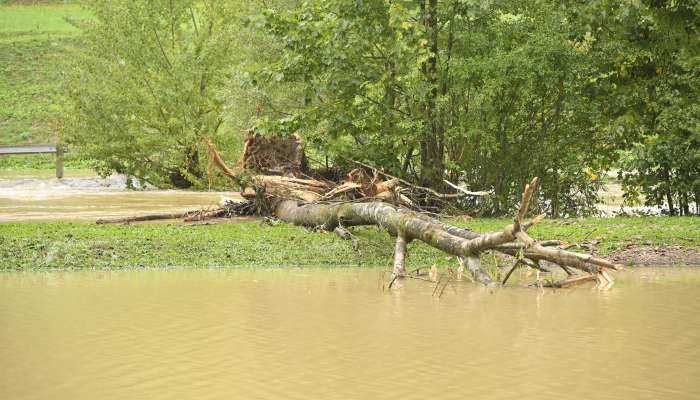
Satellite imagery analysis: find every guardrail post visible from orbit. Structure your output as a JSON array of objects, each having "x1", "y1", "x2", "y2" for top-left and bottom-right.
[{"x1": 56, "y1": 144, "x2": 64, "y2": 179}]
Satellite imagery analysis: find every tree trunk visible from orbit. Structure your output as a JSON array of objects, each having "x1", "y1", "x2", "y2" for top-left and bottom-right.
[
  {"x1": 274, "y1": 178, "x2": 621, "y2": 285},
  {"x1": 663, "y1": 167, "x2": 676, "y2": 216},
  {"x1": 392, "y1": 235, "x2": 408, "y2": 277},
  {"x1": 418, "y1": 0, "x2": 444, "y2": 189},
  {"x1": 681, "y1": 192, "x2": 689, "y2": 216},
  {"x1": 169, "y1": 145, "x2": 202, "y2": 188}
]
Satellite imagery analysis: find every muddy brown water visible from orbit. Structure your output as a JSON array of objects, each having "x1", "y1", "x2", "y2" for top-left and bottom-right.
[
  {"x1": 0, "y1": 171, "x2": 666, "y2": 223},
  {"x1": 1, "y1": 268, "x2": 699, "y2": 400},
  {"x1": 0, "y1": 174, "x2": 240, "y2": 222}
]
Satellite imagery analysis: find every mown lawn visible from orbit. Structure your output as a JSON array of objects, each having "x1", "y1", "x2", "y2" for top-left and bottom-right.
[{"x1": 1, "y1": 217, "x2": 697, "y2": 270}]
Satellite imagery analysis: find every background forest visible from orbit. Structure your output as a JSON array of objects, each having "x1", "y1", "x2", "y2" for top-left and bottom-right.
[{"x1": 2, "y1": 0, "x2": 699, "y2": 216}]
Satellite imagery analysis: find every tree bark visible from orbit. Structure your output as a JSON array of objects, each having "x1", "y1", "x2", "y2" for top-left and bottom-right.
[
  {"x1": 393, "y1": 235, "x2": 408, "y2": 277},
  {"x1": 663, "y1": 167, "x2": 676, "y2": 216},
  {"x1": 273, "y1": 178, "x2": 621, "y2": 286},
  {"x1": 418, "y1": 0, "x2": 445, "y2": 189},
  {"x1": 96, "y1": 211, "x2": 194, "y2": 224}
]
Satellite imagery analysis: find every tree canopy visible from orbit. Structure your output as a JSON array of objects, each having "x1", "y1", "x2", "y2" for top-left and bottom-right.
[
  {"x1": 65, "y1": 0, "x2": 243, "y2": 188},
  {"x1": 64, "y1": 0, "x2": 700, "y2": 215}
]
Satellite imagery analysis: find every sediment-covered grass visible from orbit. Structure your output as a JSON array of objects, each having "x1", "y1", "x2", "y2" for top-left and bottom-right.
[{"x1": 1, "y1": 217, "x2": 697, "y2": 270}]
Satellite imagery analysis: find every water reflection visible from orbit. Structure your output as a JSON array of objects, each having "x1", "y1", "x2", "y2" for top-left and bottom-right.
[{"x1": 1, "y1": 267, "x2": 699, "y2": 400}]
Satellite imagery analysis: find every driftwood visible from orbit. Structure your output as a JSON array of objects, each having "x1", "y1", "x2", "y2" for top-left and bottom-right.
[
  {"x1": 347, "y1": 159, "x2": 489, "y2": 200},
  {"x1": 96, "y1": 199, "x2": 255, "y2": 225},
  {"x1": 96, "y1": 211, "x2": 194, "y2": 224},
  {"x1": 540, "y1": 275, "x2": 597, "y2": 288},
  {"x1": 204, "y1": 139, "x2": 477, "y2": 208},
  {"x1": 205, "y1": 138, "x2": 239, "y2": 178},
  {"x1": 96, "y1": 209, "x2": 229, "y2": 224}
]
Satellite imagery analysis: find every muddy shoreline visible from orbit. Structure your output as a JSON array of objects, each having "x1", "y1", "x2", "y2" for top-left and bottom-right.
[{"x1": 610, "y1": 245, "x2": 700, "y2": 267}]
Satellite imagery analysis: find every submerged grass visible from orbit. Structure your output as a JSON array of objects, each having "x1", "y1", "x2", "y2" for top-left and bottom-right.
[{"x1": 1, "y1": 217, "x2": 697, "y2": 270}]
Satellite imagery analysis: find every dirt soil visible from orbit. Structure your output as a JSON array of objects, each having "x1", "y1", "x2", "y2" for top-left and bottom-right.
[{"x1": 610, "y1": 245, "x2": 700, "y2": 266}]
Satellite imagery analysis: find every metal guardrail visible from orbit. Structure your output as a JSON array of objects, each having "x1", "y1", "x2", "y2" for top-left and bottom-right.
[{"x1": 0, "y1": 144, "x2": 65, "y2": 178}]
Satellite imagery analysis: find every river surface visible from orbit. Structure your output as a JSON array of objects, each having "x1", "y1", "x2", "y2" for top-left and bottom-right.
[
  {"x1": 0, "y1": 172, "x2": 240, "y2": 222},
  {"x1": 1, "y1": 267, "x2": 699, "y2": 400},
  {"x1": 0, "y1": 170, "x2": 666, "y2": 222}
]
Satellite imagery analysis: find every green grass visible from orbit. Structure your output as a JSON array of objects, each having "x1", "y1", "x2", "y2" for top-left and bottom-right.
[
  {"x1": 1, "y1": 217, "x2": 697, "y2": 270},
  {"x1": 465, "y1": 216, "x2": 700, "y2": 254},
  {"x1": 0, "y1": 37, "x2": 72, "y2": 144},
  {"x1": 0, "y1": 3, "x2": 85, "y2": 42},
  {"x1": 0, "y1": 3, "x2": 90, "y2": 170},
  {"x1": 0, "y1": 222, "x2": 433, "y2": 270},
  {"x1": 0, "y1": 153, "x2": 93, "y2": 171}
]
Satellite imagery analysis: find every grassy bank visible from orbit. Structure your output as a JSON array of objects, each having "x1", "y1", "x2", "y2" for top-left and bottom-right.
[
  {"x1": 0, "y1": 3, "x2": 90, "y2": 170},
  {"x1": 1, "y1": 217, "x2": 697, "y2": 270}
]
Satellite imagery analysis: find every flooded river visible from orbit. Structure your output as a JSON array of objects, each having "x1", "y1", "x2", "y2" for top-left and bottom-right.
[
  {"x1": 0, "y1": 170, "x2": 666, "y2": 222},
  {"x1": 0, "y1": 172, "x2": 239, "y2": 222},
  {"x1": 1, "y1": 268, "x2": 699, "y2": 399}
]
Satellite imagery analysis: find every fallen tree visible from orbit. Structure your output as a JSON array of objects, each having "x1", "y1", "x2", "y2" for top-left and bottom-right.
[
  {"x1": 273, "y1": 178, "x2": 621, "y2": 287},
  {"x1": 98, "y1": 138, "x2": 623, "y2": 289}
]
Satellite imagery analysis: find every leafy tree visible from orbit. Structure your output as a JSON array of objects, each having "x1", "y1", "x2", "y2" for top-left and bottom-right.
[
  {"x1": 60, "y1": 0, "x2": 699, "y2": 217},
  {"x1": 577, "y1": 0, "x2": 700, "y2": 215},
  {"x1": 252, "y1": 0, "x2": 615, "y2": 216},
  {"x1": 64, "y1": 0, "x2": 241, "y2": 188}
]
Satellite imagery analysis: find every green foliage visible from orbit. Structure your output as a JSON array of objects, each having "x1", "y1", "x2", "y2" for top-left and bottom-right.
[
  {"x1": 0, "y1": 39, "x2": 65, "y2": 145},
  {"x1": 63, "y1": 0, "x2": 246, "y2": 188},
  {"x1": 4, "y1": 1, "x2": 698, "y2": 216},
  {"x1": 224, "y1": 1, "x2": 302, "y2": 137},
  {"x1": 580, "y1": 0, "x2": 700, "y2": 215},
  {"x1": 0, "y1": 222, "x2": 426, "y2": 269},
  {"x1": 0, "y1": 153, "x2": 92, "y2": 171},
  {"x1": 464, "y1": 215, "x2": 700, "y2": 255},
  {"x1": 619, "y1": 131, "x2": 699, "y2": 215},
  {"x1": 245, "y1": 0, "x2": 700, "y2": 216},
  {"x1": 250, "y1": 0, "x2": 618, "y2": 216}
]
